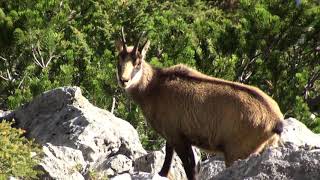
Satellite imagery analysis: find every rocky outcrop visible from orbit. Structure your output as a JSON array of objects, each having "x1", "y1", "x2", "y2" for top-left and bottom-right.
[
  {"x1": 198, "y1": 155, "x2": 226, "y2": 179},
  {"x1": 111, "y1": 117, "x2": 320, "y2": 180},
  {"x1": 1, "y1": 87, "x2": 146, "y2": 179},
  {"x1": 0, "y1": 109, "x2": 10, "y2": 117},
  {"x1": 112, "y1": 117, "x2": 320, "y2": 180},
  {"x1": 133, "y1": 148, "x2": 186, "y2": 180},
  {"x1": 197, "y1": 117, "x2": 320, "y2": 180},
  {"x1": 199, "y1": 143, "x2": 320, "y2": 180},
  {"x1": 132, "y1": 147, "x2": 200, "y2": 180},
  {"x1": 2, "y1": 86, "x2": 320, "y2": 180},
  {"x1": 281, "y1": 117, "x2": 320, "y2": 147}
]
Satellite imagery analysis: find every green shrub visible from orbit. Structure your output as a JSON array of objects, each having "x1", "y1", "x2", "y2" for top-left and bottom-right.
[
  {"x1": 0, "y1": 0, "x2": 319, "y2": 150},
  {"x1": 0, "y1": 120, "x2": 42, "y2": 179}
]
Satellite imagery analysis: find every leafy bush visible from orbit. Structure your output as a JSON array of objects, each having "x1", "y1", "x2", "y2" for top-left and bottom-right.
[
  {"x1": 0, "y1": 0, "x2": 319, "y2": 150},
  {"x1": 0, "y1": 120, "x2": 42, "y2": 179}
]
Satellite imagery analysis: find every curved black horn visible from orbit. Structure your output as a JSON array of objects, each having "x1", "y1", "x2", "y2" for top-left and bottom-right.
[
  {"x1": 133, "y1": 31, "x2": 145, "y2": 54},
  {"x1": 121, "y1": 27, "x2": 127, "y2": 52}
]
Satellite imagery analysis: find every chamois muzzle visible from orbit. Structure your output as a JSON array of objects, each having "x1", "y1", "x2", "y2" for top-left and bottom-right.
[{"x1": 119, "y1": 77, "x2": 129, "y2": 87}]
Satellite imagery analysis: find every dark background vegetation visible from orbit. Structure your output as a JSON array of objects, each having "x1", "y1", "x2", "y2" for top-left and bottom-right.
[{"x1": 0, "y1": 0, "x2": 319, "y2": 153}]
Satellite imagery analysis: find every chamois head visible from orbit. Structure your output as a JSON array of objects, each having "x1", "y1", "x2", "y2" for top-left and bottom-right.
[{"x1": 116, "y1": 28, "x2": 150, "y2": 89}]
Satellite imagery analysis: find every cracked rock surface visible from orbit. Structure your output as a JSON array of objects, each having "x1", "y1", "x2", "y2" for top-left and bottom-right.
[
  {"x1": 207, "y1": 143, "x2": 320, "y2": 180},
  {"x1": 2, "y1": 87, "x2": 146, "y2": 179}
]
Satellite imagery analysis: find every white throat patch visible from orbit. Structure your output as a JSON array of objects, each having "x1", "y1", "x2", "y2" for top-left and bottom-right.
[{"x1": 125, "y1": 67, "x2": 143, "y2": 90}]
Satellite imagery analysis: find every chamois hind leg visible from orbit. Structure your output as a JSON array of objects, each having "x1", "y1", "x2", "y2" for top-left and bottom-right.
[
  {"x1": 223, "y1": 138, "x2": 271, "y2": 167},
  {"x1": 159, "y1": 142, "x2": 174, "y2": 177},
  {"x1": 265, "y1": 134, "x2": 281, "y2": 147},
  {"x1": 224, "y1": 149, "x2": 252, "y2": 167},
  {"x1": 174, "y1": 141, "x2": 198, "y2": 180},
  {"x1": 223, "y1": 143, "x2": 252, "y2": 167}
]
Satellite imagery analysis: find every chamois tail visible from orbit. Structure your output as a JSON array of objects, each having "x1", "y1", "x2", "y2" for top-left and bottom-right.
[{"x1": 272, "y1": 120, "x2": 284, "y2": 135}]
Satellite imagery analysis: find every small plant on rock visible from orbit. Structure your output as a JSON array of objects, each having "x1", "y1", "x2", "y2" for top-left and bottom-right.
[{"x1": 0, "y1": 120, "x2": 43, "y2": 179}]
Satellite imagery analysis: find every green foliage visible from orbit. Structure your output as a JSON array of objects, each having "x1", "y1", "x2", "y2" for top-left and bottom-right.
[
  {"x1": 0, "y1": 0, "x2": 319, "y2": 152},
  {"x1": 87, "y1": 169, "x2": 109, "y2": 180},
  {"x1": 0, "y1": 120, "x2": 42, "y2": 179}
]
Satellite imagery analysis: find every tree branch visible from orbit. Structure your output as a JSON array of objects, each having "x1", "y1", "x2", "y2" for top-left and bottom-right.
[
  {"x1": 0, "y1": 55, "x2": 8, "y2": 62},
  {"x1": 111, "y1": 97, "x2": 116, "y2": 114},
  {"x1": 6, "y1": 69, "x2": 12, "y2": 81},
  {"x1": 32, "y1": 45, "x2": 44, "y2": 68},
  {"x1": 37, "y1": 41, "x2": 45, "y2": 67},
  {"x1": 237, "y1": 52, "x2": 261, "y2": 82},
  {"x1": 18, "y1": 74, "x2": 26, "y2": 89},
  {"x1": 45, "y1": 52, "x2": 57, "y2": 68},
  {"x1": 303, "y1": 69, "x2": 320, "y2": 100},
  {"x1": 0, "y1": 74, "x2": 9, "y2": 81}
]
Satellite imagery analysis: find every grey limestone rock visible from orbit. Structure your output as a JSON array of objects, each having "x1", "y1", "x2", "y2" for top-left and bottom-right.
[
  {"x1": 210, "y1": 143, "x2": 320, "y2": 180},
  {"x1": 281, "y1": 117, "x2": 320, "y2": 147},
  {"x1": 2, "y1": 86, "x2": 320, "y2": 180},
  {"x1": 133, "y1": 147, "x2": 200, "y2": 180},
  {"x1": 199, "y1": 117, "x2": 320, "y2": 180},
  {"x1": 2, "y1": 86, "x2": 146, "y2": 179}
]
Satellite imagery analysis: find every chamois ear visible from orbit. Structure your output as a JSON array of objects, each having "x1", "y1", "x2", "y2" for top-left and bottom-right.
[
  {"x1": 141, "y1": 40, "x2": 150, "y2": 61},
  {"x1": 115, "y1": 40, "x2": 124, "y2": 52}
]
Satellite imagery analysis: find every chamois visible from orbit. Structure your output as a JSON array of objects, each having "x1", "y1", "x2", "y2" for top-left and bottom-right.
[{"x1": 116, "y1": 30, "x2": 284, "y2": 180}]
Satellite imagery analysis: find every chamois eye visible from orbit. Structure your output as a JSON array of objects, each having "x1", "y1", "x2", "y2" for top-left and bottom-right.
[
  {"x1": 130, "y1": 53, "x2": 136, "y2": 60},
  {"x1": 129, "y1": 54, "x2": 138, "y2": 64},
  {"x1": 120, "y1": 53, "x2": 127, "y2": 61}
]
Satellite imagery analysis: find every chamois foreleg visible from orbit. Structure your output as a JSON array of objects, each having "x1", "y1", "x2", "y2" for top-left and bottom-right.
[
  {"x1": 159, "y1": 142, "x2": 174, "y2": 177},
  {"x1": 175, "y1": 141, "x2": 198, "y2": 180}
]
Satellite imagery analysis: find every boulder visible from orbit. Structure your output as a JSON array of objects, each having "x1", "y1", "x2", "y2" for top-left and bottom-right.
[
  {"x1": 198, "y1": 117, "x2": 320, "y2": 180},
  {"x1": 1, "y1": 86, "x2": 146, "y2": 179},
  {"x1": 281, "y1": 117, "x2": 320, "y2": 147},
  {"x1": 2, "y1": 86, "x2": 320, "y2": 180},
  {"x1": 210, "y1": 143, "x2": 320, "y2": 180},
  {"x1": 133, "y1": 147, "x2": 200, "y2": 180},
  {"x1": 0, "y1": 109, "x2": 10, "y2": 118},
  {"x1": 109, "y1": 116, "x2": 320, "y2": 180},
  {"x1": 198, "y1": 155, "x2": 225, "y2": 180}
]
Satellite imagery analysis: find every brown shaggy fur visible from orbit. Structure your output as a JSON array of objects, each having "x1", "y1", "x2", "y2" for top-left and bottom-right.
[
  {"x1": 116, "y1": 39, "x2": 284, "y2": 180},
  {"x1": 129, "y1": 63, "x2": 283, "y2": 159}
]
